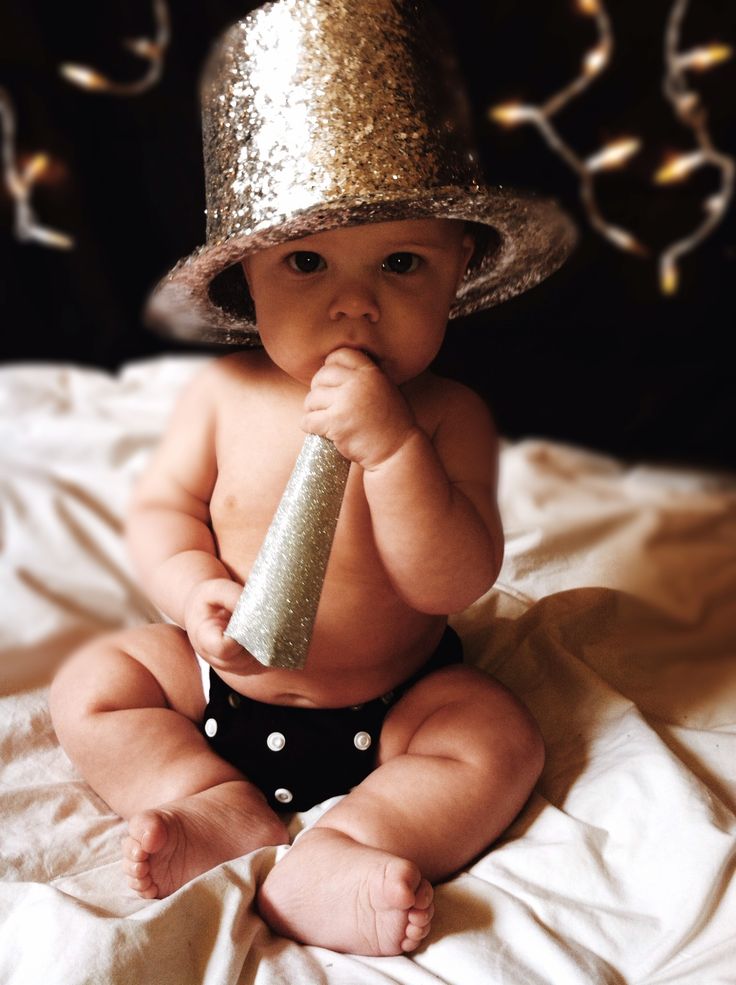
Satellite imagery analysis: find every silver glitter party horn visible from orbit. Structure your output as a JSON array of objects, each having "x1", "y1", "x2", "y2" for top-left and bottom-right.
[{"x1": 225, "y1": 434, "x2": 350, "y2": 669}]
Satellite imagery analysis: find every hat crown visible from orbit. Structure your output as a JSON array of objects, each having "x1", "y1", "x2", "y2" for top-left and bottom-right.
[{"x1": 201, "y1": 0, "x2": 483, "y2": 245}]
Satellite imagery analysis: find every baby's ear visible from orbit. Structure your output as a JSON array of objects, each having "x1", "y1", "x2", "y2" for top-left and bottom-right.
[
  {"x1": 456, "y1": 234, "x2": 476, "y2": 290},
  {"x1": 461, "y1": 233, "x2": 475, "y2": 268},
  {"x1": 241, "y1": 259, "x2": 252, "y2": 291}
]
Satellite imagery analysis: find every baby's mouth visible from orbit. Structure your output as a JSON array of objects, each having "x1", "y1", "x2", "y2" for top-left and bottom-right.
[{"x1": 355, "y1": 346, "x2": 381, "y2": 366}]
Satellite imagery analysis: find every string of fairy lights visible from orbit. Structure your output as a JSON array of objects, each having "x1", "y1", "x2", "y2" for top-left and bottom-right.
[
  {"x1": 60, "y1": 0, "x2": 170, "y2": 97},
  {"x1": 0, "y1": 88, "x2": 74, "y2": 249},
  {"x1": 1, "y1": 0, "x2": 733, "y2": 296},
  {"x1": 491, "y1": 0, "x2": 734, "y2": 294},
  {"x1": 0, "y1": 0, "x2": 169, "y2": 252}
]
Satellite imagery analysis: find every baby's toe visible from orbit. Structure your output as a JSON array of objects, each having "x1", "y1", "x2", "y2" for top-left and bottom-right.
[
  {"x1": 405, "y1": 920, "x2": 431, "y2": 942},
  {"x1": 136, "y1": 882, "x2": 159, "y2": 900},
  {"x1": 402, "y1": 893, "x2": 434, "y2": 951},
  {"x1": 128, "y1": 809, "x2": 169, "y2": 855},
  {"x1": 414, "y1": 879, "x2": 433, "y2": 910},
  {"x1": 129, "y1": 874, "x2": 151, "y2": 890},
  {"x1": 122, "y1": 835, "x2": 148, "y2": 862},
  {"x1": 123, "y1": 858, "x2": 150, "y2": 879},
  {"x1": 408, "y1": 902, "x2": 434, "y2": 927}
]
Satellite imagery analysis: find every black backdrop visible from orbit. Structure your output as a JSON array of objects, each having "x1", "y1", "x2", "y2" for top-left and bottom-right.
[{"x1": 1, "y1": 0, "x2": 735, "y2": 468}]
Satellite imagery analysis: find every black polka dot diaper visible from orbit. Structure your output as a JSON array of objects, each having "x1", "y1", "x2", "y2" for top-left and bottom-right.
[{"x1": 200, "y1": 626, "x2": 462, "y2": 812}]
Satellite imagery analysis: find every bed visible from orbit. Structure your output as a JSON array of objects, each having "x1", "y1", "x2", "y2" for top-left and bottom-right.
[{"x1": 1, "y1": 354, "x2": 735, "y2": 984}]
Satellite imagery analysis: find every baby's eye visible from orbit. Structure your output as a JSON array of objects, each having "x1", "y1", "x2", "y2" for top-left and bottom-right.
[
  {"x1": 287, "y1": 252, "x2": 326, "y2": 273},
  {"x1": 382, "y1": 252, "x2": 420, "y2": 274}
]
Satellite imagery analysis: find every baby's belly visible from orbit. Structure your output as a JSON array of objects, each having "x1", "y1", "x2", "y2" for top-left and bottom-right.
[
  {"x1": 216, "y1": 583, "x2": 447, "y2": 708},
  {"x1": 213, "y1": 484, "x2": 446, "y2": 707}
]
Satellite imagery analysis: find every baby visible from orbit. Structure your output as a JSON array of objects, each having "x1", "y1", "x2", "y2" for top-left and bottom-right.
[{"x1": 50, "y1": 0, "x2": 573, "y2": 958}]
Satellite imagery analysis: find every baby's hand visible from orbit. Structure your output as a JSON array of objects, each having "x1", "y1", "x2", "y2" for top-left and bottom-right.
[
  {"x1": 184, "y1": 578, "x2": 244, "y2": 670},
  {"x1": 303, "y1": 348, "x2": 417, "y2": 470}
]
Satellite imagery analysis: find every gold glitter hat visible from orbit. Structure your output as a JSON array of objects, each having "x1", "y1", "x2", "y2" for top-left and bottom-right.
[{"x1": 146, "y1": 0, "x2": 576, "y2": 344}]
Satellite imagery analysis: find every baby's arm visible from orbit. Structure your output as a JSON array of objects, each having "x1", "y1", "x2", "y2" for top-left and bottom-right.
[
  {"x1": 126, "y1": 361, "x2": 242, "y2": 665},
  {"x1": 304, "y1": 349, "x2": 502, "y2": 614},
  {"x1": 366, "y1": 392, "x2": 501, "y2": 613}
]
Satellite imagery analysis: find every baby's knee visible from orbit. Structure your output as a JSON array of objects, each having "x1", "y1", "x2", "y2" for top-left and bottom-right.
[
  {"x1": 507, "y1": 703, "x2": 545, "y2": 787},
  {"x1": 49, "y1": 637, "x2": 114, "y2": 736},
  {"x1": 49, "y1": 632, "x2": 161, "y2": 738},
  {"x1": 495, "y1": 699, "x2": 545, "y2": 807},
  {"x1": 462, "y1": 682, "x2": 545, "y2": 793},
  {"x1": 49, "y1": 647, "x2": 94, "y2": 755}
]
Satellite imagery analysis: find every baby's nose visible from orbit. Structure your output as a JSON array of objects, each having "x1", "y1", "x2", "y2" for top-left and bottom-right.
[{"x1": 328, "y1": 281, "x2": 379, "y2": 323}]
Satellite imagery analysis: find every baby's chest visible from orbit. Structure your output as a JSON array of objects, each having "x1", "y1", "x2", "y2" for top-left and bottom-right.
[
  {"x1": 210, "y1": 445, "x2": 379, "y2": 577},
  {"x1": 211, "y1": 413, "x2": 304, "y2": 520}
]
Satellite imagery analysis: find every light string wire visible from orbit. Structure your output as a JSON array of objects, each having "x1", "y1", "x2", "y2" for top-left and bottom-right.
[
  {"x1": 490, "y1": 0, "x2": 734, "y2": 293},
  {"x1": 0, "y1": 87, "x2": 73, "y2": 249},
  {"x1": 1, "y1": 1, "x2": 171, "y2": 249},
  {"x1": 658, "y1": 0, "x2": 735, "y2": 292},
  {"x1": 60, "y1": 0, "x2": 170, "y2": 97}
]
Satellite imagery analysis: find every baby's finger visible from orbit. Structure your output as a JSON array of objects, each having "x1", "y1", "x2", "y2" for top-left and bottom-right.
[
  {"x1": 301, "y1": 409, "x2": 330, "y2": 436},
  {"x1": 218, "y1": 583, "x2": 243, "y2": 614},
  {"x1": 324, "y1": 347, "x2": 373, "y2": 369},
  {"x1": 310, "y1": 363, "x2": 351, "y2": 390},
  {"x1": 304, "y1": 390, "x2": 330, "y2": 414},
  {"x1": 213, "y1": 632, "x2": 244, "y2": 663},
  {"x1": 197, "y1": 622, "x2": 242, "y2": 666},
  {"x1": 193, "y1": 619, "x2": 221, "y2": 658},
  {"x1": 303, "y1": 385, "x2": 334, "y2": 412}
]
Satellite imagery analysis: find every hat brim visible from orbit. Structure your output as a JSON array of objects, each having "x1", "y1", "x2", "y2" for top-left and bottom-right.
[{"x1": 145, "y1": 185, "x2": 577, "y2": 345}]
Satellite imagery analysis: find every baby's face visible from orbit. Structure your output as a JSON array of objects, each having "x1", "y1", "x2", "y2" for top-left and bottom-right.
[{"x1": 242, "y1": 219, "x2": 474, "y2": 386}]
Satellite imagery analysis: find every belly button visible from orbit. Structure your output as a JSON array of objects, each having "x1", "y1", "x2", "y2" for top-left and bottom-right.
[{"x1": 277, "y1": 692, "x2": 315, "y2": 707}]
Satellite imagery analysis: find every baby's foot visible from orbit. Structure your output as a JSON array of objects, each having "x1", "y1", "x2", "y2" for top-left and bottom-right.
[
  {"x1": 122, "y1": 780, "x2": 288, "y2": 899},
  {"x1": 257, "y1": 828, "x2": 434, "y2": 955}
]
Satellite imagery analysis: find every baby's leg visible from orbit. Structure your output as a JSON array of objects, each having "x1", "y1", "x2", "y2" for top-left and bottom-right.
[
  {"x1": 50, "y1": 624, "x2": 288, "y2": 898},
  {"x1": 258, "y1": 665, "x2": 544, "y2": 955}
]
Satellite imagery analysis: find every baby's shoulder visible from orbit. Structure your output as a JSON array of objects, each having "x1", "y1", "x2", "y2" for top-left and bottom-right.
[
  {"x1": 185, "y1": 349, "x2": 275, "y2": 402},
  {"x1": 411, "y1": 374, "x2": 498, "y2": 475},
  {"x1": 203, "y1": 349, "x2": 272, "y2": 385},
  {"x1": 407, "y1": 372, "x2": 493, "y2": 430},
  {"x1": 164, "y1": 352, "x2": 275, "y2": 433}
]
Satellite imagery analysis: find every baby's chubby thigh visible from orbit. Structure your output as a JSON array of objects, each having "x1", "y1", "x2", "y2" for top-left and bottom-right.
[
  {"x1": 53, "y1": 622, "x2": 208, "y2": 725},
  {"x1": 49, "y1": 623, "x2": 217, "y2": 814},
  {"x1": 378, "y1": 662, "x2": 544, "y2": 775},
  {"x1": 317, "y1": 663, "x2": 545, "y2": 879}
]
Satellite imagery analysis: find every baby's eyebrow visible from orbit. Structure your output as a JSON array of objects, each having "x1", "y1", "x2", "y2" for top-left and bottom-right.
[{"x1": 385, "y1": 240, "x2": 449, "y2": 251}]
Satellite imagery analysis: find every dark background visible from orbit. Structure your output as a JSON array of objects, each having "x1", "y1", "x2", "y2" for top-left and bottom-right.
[{"x1": 1, "y1": 0, "x2": 735, "y2": 469}]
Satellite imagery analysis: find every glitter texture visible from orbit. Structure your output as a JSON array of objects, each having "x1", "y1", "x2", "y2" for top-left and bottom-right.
[
  {"x1": 145, "y1": 0, "x2": 576, "y2": 343},
  {"x1": 225, "y1": 434, "x2": 350, "y2": 669}
]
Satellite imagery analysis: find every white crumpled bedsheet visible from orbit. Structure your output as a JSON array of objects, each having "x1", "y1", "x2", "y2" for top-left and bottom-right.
[{"x1": 1, "y1": 356, "x2": 735, "y2": 984}]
